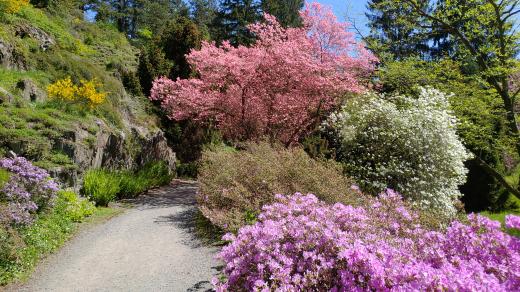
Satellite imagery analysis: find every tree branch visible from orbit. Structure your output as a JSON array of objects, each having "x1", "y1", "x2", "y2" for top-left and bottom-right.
[{"x1": 474, "y1": 155, "x2": 520, "y2": 201}]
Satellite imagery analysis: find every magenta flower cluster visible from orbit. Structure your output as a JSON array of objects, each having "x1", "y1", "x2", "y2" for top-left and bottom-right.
[
  {"x1": 0, "y1": 157, "x2": 59, "y2": 225},
  {"x1": 506, "y1": 214, "x2": 520, "y2": 230},
  {"x1": 215, "y1": 191, "x2": 520, "y2": 291}
]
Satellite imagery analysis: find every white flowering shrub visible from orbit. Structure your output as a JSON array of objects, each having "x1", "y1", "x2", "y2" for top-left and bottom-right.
[{"x1": 326, "y1": 87, "x2": 471, "y2": 215}]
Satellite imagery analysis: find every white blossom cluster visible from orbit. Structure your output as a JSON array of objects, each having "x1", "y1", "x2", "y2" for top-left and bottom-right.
[{"x1": 326, "y1": 87, "x2": 472, "y2": 216}]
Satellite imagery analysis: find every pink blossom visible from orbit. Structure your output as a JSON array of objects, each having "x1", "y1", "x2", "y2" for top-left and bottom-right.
[
  {"x1": 151, "y1": 2, "x2": 376, "y2": 145},
  {"x1": 215, "y1": 191, "x2": 520, "y2": 291},
  {"x1": 505, "y1": 214, "x2": 520, "y2": 230}
]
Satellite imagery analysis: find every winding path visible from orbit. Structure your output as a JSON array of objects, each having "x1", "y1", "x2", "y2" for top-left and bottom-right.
[{"x1": 12, "y1": 181, "x2": 220, "y2": 292}]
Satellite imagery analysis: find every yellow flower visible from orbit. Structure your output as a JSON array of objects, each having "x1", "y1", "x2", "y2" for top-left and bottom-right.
[
  {"x1": 0, "y1": 0, "x2": 29, "y2": 14},
  {"x1": 47, "y1": 77, "x2": 106, "y2": 109},
  {"x1": 47, "y1": 77, "x2": 77, "y2": 101},
  {"x1": 77, "y1": 79, "x2": 107, "y2": 108}
]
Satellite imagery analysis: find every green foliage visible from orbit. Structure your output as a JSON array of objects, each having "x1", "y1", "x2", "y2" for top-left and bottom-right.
[
  {"x1": 176, "y1": 161, "x2": 199, "y2": 178},
  {"x1": 198, "y1": 141, "x2": 361, "y2": 232},
  {"x1": 117, "y1": 171, "x2": 148, "y2": 199},
  {"x1": 0, "y1": 169, "x2": 9, "y2": 189},
  {"x1": 0, "y1": 190, "x2": 98, "y2": 285},
  {"x1": 137, "y1": 16, "x2": 203, "y2": 96},
  {"x1": 119, "y1": 68, "x2": 142, "y2": 96},
  {"x1": 82, "y1": 169, "x2": 120, "y2": 207},
  {"x1": 137, "y1": 161, "x2": 172, "y2": 187},
  {"x1": 117, "y1": 161, "x2": 172, "y2": 199},
  {"x1": 55, "y1": 190, "x2": 96, "y2": 223},
  {"x1": 160, "y1": 16, "x2": 204, "y2": 79},
  {"x1": 137, "y1": 43, "x2": 172, "y2": 95},
  {"x1": 164, "y1": 120, "x2": 222, "y2": 167},
  {"x1": 82, "y1": 161, "x2": 172, "y2": 202},
  {"x1": 8, "y1": 4, "x2": 79, "y2": 51},
  {"x1": 365, "y1": 0, "x2": 440, "y2": 60},
  {"x1": 190, "y1": 0, "x2": 218, "y2": 34},
  {"x1": 214, "y1": 0, "x2": 261, "y2": 46},
  {"x1": 261, "y1": 0, "x2": 303, "y2": 27},
  {"x1": 0, "y1": 105, "x2": 81, "y2": 162}
]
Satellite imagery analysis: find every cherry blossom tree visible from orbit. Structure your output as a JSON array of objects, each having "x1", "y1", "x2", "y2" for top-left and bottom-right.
[{"x1": 151, "y1": 2, "x2": 376, "y2": 145}]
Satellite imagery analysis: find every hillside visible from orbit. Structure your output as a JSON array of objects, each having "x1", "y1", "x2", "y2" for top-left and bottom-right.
[{"x1": 0, "y1": 3, "x2": 176, "y2": 188}]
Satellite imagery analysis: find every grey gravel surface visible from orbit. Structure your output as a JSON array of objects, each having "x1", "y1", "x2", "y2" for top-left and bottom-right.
[{"x1": 11, "y1": 181, "x2": 220, "y2": 292}]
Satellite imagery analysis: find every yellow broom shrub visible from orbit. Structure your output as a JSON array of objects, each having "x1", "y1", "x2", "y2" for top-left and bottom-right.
[
  {"x1": 0, "y1": 0, "x2": 29, "y2": 14},
  {"x1": 47, "y1": 77, "x2": 107, "y2": 108}
]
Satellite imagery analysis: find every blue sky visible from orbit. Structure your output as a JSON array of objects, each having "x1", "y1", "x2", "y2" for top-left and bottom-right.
[{"x1": 317, "y1": 0, "x2": 370, "y2": 35}]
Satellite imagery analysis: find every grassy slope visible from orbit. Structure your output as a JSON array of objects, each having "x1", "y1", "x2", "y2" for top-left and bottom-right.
[{"x1": 0, "y1": 4, "x2": 157, "y2": 169}]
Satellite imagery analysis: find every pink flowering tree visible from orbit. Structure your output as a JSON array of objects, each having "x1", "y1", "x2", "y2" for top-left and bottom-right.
[{"x1": 151, "y1": 2, "x2": 376, "y2": 145}]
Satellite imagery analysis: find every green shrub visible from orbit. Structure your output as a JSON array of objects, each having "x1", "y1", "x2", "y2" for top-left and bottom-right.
[
  {"x1": 82, "y1": 169, "x2": 119, "y2": 207},
  {"x1": 0, "y1": 168, "x2": 9, "y2": 188},
  {"x1": 117, "y1": 171, "x2": 147, "y2": 199},
  {"x1": 117, "y1": 161, "x2": 172, "y2": 199},
  {"x1": 55, "y1": 190, "x2": 95, "y2": 222},
  {"x1": 198, "y1": 141, "x2": 362, "y2": 232},
  {"x1": 137, "y1": 161, "x2": 172, "y2": 187},
  {"x1": 82, "y1": 162, "x2": 172, "y2": 201},
  {"x1": 176, "y1": 161, "x2": 198, "y2": 178}
]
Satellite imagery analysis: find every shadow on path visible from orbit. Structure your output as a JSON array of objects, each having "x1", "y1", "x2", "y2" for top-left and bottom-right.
[
  {"x1": 12, "y1": 179, "x2": 222, "y2": 292},
  {"x1": 124, "y1": 180, "x2": 199, "y2": 209}
]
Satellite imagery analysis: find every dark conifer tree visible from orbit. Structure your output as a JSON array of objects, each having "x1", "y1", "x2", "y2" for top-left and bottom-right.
[
  {"x1": 214, "y1": 0, "x2": 261, "y2": 46},
  {"x1": 260, "y1": 0, "x2": 304, "y2": 27}
]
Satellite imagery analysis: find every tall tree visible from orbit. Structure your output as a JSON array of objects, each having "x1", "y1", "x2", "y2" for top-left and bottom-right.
[
  {"x1": 260, "y1": 0, "x2": 304, "y2": 27},
  {"x1": 366, "y1": 0, "x2": 440, "y2": 60},
  {"x1": 159, "y1": 16, "x2": 204, "y2": 79},
  {"x1": 190, "y1": 0, "x2": 218, "y2": 29},
  {"x1": 88, "y1": 0, "x2": 187, "y2": 38},
  {"x1": 137, "y1": 15, "x2": 204, "y2": 94},
  {"x1": 378, "y1": 0, "x2": 520, "y2": 199},
  {"x1": 214, "y1": 0, "x2": 261, "y2": 45},
  {"x1": 151, "y1": 3, "x2": 376, "y2": 145}
]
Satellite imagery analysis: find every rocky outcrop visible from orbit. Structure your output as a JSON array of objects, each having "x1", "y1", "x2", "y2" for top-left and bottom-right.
[
  {"x1": 0, "y1": 86, "x2": 14, "y2": 104},
  {"x1": 15, "y1": 24, "x2": 55, "y2": 51},
  {"x1": 16, "y1": 79, "x2": 47, "y2": 102},
  {"x1": 51, "y1": 119, "x2": 176, "y2": 190},
  {"x1": 0, "y1": 38, "x2": 27, "y2": 70}
]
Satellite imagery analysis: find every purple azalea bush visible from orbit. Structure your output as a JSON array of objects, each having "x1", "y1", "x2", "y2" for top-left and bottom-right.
[
  {"x1": 214, "y1": 191, "x2": 520, "y2": 291},
  {"x1": 0, "y1": 157, "x2": 59, "y2": 225}
]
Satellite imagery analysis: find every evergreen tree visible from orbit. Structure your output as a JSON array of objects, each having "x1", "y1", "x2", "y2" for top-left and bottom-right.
[
  {"x1": 159, "y1": 16, "x2": 204, "y2": 79},
  {"x1": 365, "y1": 0, "x2": 431, "y2": 60},
  {"x1": 88, "y1": 0, "x2": 187, "y2": 38},
  {"x1": 214, "y1": 0, "x2": 261, "y2": 46},
  {"x1": 137, "y1": 42, "x2": 172, "y2": 95},
  {"x1": 260, "y1": 0, "x2": 303, "y2": 27},
  {"x1": 190, "y1": 0, "x2": 218, "y2": 29}
]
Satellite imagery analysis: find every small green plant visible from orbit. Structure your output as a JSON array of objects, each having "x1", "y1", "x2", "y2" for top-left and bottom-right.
[
  {"x1": 117, "y1": 161, "x2": 173, "y2": 199},
  {"x1": 0, "y1": 168, "x2": 10, "y2": 188},
  {"x1": 82, "y1": 169, "x2": 120, "y2": 207},
  {"x1": 138, "y1": 161, "x2": 172, "y2": 187},
  {"x1": 117, "y1": 171, "x2": 148, "y2": 199},
  {"x1": 55, "y1": 190, "x2": 96, "y2": 222},
  {"x1": 81, "y1": 162, "x2": 172, "y2": 201},
  {"x1": 176, "y1": 161, "x2": 198, "y2": 178}
]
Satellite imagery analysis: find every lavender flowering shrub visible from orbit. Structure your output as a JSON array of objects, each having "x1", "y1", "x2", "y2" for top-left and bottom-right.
[
  {"x1": 0, "y1": 157, "x2": 59, "y2": 225},
  {"x1": 215, "y1": 191, "x2": 520, "y2": 291}
]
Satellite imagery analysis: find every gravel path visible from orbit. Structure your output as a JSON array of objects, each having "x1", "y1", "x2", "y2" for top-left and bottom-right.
[{"x1": 12, "y1": 181, "x2": 220, "y2": 292}]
